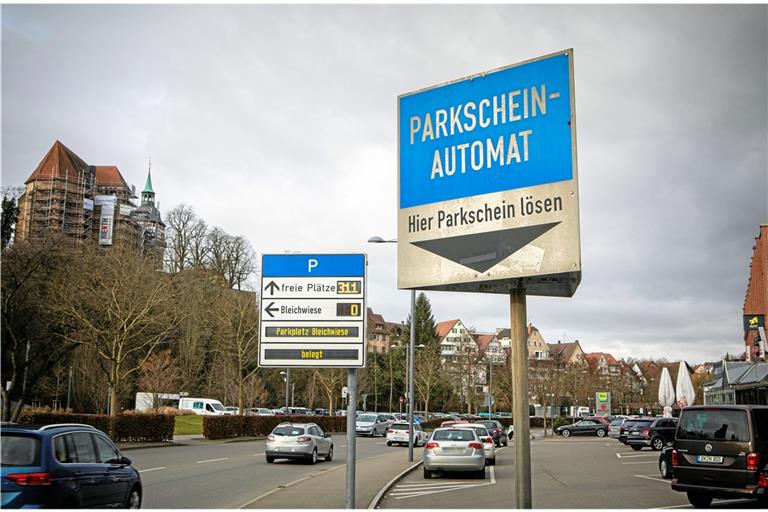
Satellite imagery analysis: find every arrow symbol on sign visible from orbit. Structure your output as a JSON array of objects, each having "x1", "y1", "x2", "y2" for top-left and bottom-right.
[
  {"x1": 411, "y1": 222, "x2": 561, "y2": 273},
  {"x1": 264, "y1": 302, "x2": 279, "y2": 318},
  {"x1": 264, "y1": 281, "x2": 279, "y2": 296}
]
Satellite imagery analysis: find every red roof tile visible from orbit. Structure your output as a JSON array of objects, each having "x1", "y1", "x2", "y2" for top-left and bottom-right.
[
  {"x1": 436, "y1": 320, "x2": 458, "y2": 339},
  {"x1": 94, "y1": 165, "x2": 129, "y2": 189},
  {"x1": 26, "y1": 140, "x2": 89, "y2": 184}
]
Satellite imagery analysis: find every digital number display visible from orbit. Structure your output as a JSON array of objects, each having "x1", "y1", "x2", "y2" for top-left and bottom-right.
[
  {"x1": 336, "y1": 303, "x2": 362, "y2": 317},
  {"x1": 337, "y1": 280, "x2": 361, "y2": 294}
]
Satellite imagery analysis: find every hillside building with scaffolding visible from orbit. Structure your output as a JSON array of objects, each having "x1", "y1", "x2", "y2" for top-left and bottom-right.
[{"x1": 16, "y1": 140, "x2": 165, "y2": 260}]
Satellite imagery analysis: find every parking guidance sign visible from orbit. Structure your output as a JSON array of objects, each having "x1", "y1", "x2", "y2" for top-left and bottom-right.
[
  {"x1": 258, "y1": 254, "x2": 367, "y2": 368},
  {"x1": 398, "y1": 50, "x2": 581, "y2": 297}
]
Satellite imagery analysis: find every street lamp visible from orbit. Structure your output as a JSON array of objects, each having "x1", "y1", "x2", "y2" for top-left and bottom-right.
[
  {"x1": 280, "y1": 370, "x2": 290, "y2": 411},
  {"x1": 368, "y1": 235, "x2": 417, "y2": 463}
]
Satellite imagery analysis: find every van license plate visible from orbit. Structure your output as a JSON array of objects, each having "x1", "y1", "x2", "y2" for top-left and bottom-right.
[{"x1": 696, "y1": 455, "x2": 723, "y2": 464}]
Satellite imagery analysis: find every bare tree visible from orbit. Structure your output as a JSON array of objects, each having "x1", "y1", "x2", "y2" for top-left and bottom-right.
[
  {"x1": 138, "y1": 350, "x2": 181, "y2": 409},
  {"x1": 164, "y1": 204, "x2": 196, "y2": 273},
  {"x1": 316, "y1": 369, "x2": 346, "y2": 413},
  {"x1": 52, "y1": 246, "x2": 180, "y2": 416}
]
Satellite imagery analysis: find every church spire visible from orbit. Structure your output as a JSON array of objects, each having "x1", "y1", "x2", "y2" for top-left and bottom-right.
[{"x1": 141, "y1": 157, "x2": 155, "y2": 206}]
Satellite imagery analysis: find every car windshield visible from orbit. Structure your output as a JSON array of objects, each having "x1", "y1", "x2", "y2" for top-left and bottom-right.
[
  {"x1": 390, "y1": 424, "x2": 409, "y2": 431},
  {"x1": 610, "y1": 419, "x2": 623, "y2": 426},
  {"x1": 677, "y1": 409, "x2": 749, "y2": 442},
  {"x1": 212, "y1": 402, "x2": 226, "y2": 411},
  {"x1": 631, "y1": 420, "x2": 653, "y2": 428},
  {"x1": 273, "y1": 426, "x2": 306, "y2": 436},
  {"x1": 358, "y1": 415, "x2": 376, "y2": 422},
  {"x1": 0, "y1": 434, "x2": 40, "y2": 467},
  {"x1": 432, "y1": 429, "x2": 475, "y2": 442},
  {"x1": 480, "y1": 421, "x2": 496, "y2": 429}
]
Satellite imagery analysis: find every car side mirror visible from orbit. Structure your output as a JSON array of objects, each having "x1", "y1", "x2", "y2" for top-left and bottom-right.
[
  {"x1": 324, "y1": 433, "x2": 332, "y2": 438},
  {"x1": 119, "y1": 456, "x2": 132, "y2": 466}
]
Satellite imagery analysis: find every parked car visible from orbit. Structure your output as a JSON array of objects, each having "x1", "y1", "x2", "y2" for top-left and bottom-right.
[
  {"x1": 265, "y1": 423, "x2": 333, "y2": 464},
  {"x1": 355, "y1": 413, "x2": 390, "y2": 437},
  {"x1": 555, "y1": 418, "x2": 609, "y2": 438},
  {"x1": 313, "y1": 408, "x2": 330, "y2": 416},
  {"x1": 178, "y1": 397, "x2": 231, "y2": 416},
  {"x1": 225, "y1": 406, "x2": 240, "y2": 414},
  {"x1": 454, "y1": 423, "x2": 496, "y2": 466},
  {"x1": 248, "y1": 408, "x2": 275, "y2": 416},
  {"x1": 423, "y1": 427, "x2": 486, "y2": 479},
  {"x1": 618, "y1": 419, "x2": 648, "y2": 444},
  {"x1": 476, "y1": 420, "x2": 508, "y2": 447},
  {"x1": 586, "y1": 415, "x2": 612, "y2": 426},
  {"x1": 0, "y1": 423, "x2": 142, "y2": 508},
  {"x1": 386, "y1": 421, "x2": 428, "y2": 447},
  {"x1": 626, "y1": 417, "x2": 678, "y2": 451},
  {"x1": 671, "y1": 405, "x2": 768, "y2": 508},
  {"x1": 659, "y1": 444, "x2": 675, "y2": 479},
  {"x1": 608, "y1": 418, "x2": 629, "y2": 439}
]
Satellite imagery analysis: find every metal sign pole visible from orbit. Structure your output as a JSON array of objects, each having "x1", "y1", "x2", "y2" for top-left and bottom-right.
[
  {"x1": 408, "y1": 289, "x2": 416, "y2": 462},
  {"x1": 345, "y1": 368, "x2": 357, "y2": 509},
  {"x1": 510, "y1": 286, "x2": 532, "y2": 508}
]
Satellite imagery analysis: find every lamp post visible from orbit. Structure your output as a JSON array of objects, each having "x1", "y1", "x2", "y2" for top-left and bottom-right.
[
  {"x1": 368, "y1": 235, "x2": 416, "y2": 462},
  {"x1": 280, "y1": 370, "x2": 290, "y2": 411}
]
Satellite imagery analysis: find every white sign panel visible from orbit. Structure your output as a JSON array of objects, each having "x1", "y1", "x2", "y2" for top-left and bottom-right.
[{"x1": 258, "y1": 254, "x2": 367, "y2": 368}]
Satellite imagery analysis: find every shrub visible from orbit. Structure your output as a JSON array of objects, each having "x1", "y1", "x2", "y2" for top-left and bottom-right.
[
  {"x1": 18, "y1": 411, "x2": 174, "y2": 442},
  {"x1": 203, "y1": 414, "x2": 347, "y2": 440},
  {"x1": 552, "y1": 416, "x2": 574, "y2": 430}
]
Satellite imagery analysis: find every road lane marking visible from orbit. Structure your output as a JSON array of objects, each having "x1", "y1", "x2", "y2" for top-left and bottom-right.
[
  {"x1": 139, "y1": 466, "x2": 166, "y2": 473},
  {"x1": 633, "y1": 474, "x2": 667, "y2": 482},
  {"x1": 196, "y1": 457, "x2": 229, "y2": 464},
  {"x1": 397, "y1": 481, "x2": 470, "y2": 487},
  {"x1": 616, "y1": 452, "x2": 656, "y2": 458},
  {"x1": 392, "y1": 482, "x2": 491, "y2": 500},
  {"x1": 622, "y1": 461, "x2": 656, "y2": 465},
  {"x1": 490, "y1": 465, "x2": 496, "y2": 484},
  {"x1": 253, "y1": 452, "x2": 264, "y2": 456}
]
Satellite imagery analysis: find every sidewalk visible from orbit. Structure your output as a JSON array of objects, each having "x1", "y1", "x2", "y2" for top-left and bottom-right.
[{"x1": 242, "y1": 450, "x2": 420, "y2": 509}]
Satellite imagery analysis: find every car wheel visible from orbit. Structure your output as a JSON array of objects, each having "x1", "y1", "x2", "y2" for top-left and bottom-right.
[
  {"x1": 309, "y1": 449, "x2": 318, "y2": 465},
  {"x1": 325, "y1": 446, "x2": 333, "y2": 462},
  {"x1": 561, "y1": 429, "x2": 571, "y2": 438},
  {"x1": 631, "y1": 445, "x2": 642, "y2": 451},
  {"x1": 124, "y1": 486, "x2": 141, "y2": 509},
  {"x1": 475, "y1": 468, "x2": 486, "y2": 479},
  {"x1": 266, "y1": 456, "x2": 275, "y2": 463},
  {"x1": 659, "y1": 458, "x2": 672, "y2": 479},
  {"x1": 423, "y1": 468, "x2": 432, "y2": 479},
  {"x1": 387, "y1": 441, "x2": 392, "y2": 446},
  {"x1": 686, "y1": 492, "x2": 712, "y2": 508},
  {"x1": 651, "y1": 437, "x2": 664, "y2": 451},
  {"x1": 596, "y1": 429, "x2": 606, "y2": 437}
]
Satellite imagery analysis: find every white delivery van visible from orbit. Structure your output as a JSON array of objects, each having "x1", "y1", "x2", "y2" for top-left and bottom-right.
[{"x1": 178, "y1": 397, "x2": 231, "y2": 415}]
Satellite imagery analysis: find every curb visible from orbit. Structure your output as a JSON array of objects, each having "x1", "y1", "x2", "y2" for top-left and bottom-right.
[{"x1": 367, "y1": 459, "x2": 423, "y2": 509}]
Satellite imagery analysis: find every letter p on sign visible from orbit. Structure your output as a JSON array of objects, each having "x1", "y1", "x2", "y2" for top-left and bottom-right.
[{"x1": 308, "y1": 258, "x2": 318, "y2": 273}]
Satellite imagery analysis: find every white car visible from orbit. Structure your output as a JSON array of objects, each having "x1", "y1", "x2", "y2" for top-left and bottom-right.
[
  {"x1": 454, "y1": 423, "x2": 496, "y2": 465},
  {"x1": 387, "y1": 421, "x2": 428, "y2": 447}
]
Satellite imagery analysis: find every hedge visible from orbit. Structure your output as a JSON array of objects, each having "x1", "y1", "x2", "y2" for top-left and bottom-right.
[
  {"x1": 203, "y1": 415, "x2": 347, "y2": 440},
  {"x1": 17, "y1": 411, "x2": 175, "y2": 442}
]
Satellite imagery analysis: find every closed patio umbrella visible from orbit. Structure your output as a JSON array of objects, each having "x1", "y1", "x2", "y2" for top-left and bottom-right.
[
  {"x1": 675, "y1": 361, "x2": 696, "y2": 409},
  {"x1": 658, "y1": 367, "x2": 675, "y2": 418}
]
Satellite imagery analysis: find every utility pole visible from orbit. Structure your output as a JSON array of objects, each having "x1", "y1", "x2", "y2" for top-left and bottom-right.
[
  {"x1": 345, "y1": 369, "x2": 357, "y2": 509},
  {"x1": 407, "y1": 289, "x2": 416, "y2": 463}
]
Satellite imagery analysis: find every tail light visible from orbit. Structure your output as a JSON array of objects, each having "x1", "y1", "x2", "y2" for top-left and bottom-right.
[
  {"x1": 641, "y1": 429, "x2": 650, "y2": 436},
  {"x1": 483, "y1": 437, "x2": 493, "y2": 444},
  {"x1": 468, "y1": 442, "x2": 483, "y2": 450},
  {"x1": 671, "y1": 449, "x2": 678, "y2": 466},
  {"x1": 297, "y1": 436, "x2": 312, "y2": 444},
  {"x1": 619, "y1": 427, "x2": 624, "y2": 434},
  {"x1": 387, "y1": 429, "x2": 394, "y2": 434},
  {"x1": 493, "y1": 428, "x2": 500, "y2": 435},
  {"x1": 758, "y1": 472, "x2": 768, "y2": 487},
  {"x1": 746, "y1": 452, "x2": 759, "y2": 471},
  {"x1": 425, "y1": 442, "x2": 439, "y2": 449},
  {"x1": 5, "y1": 473, "x2": 52, "y2": 486},
  {"x1": 267, "y1": 434, "x2": 275, "y2": 441}
]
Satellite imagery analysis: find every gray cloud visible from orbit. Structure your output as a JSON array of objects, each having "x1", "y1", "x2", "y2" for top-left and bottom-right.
[{"x1": 3, "y1": 4, "x2": 766, "y2": 364}]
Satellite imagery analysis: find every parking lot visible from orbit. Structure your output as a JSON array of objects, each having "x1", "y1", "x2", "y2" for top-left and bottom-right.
[{"x1": 377, "y1": 436, "x2": 763, "y2": 509}]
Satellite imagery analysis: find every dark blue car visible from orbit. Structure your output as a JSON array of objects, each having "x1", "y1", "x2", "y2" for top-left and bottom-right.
[{"x1": 1, "y1": 423, "x2": 142, "y2": 508}]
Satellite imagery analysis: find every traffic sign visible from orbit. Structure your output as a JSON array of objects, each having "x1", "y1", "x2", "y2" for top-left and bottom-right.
[
  {"x1": 258, "y1": 254, "x2": 367, "y2": 368},
  {"x1": 398, "y1": 49, "x2": 581, "y2": 297}
]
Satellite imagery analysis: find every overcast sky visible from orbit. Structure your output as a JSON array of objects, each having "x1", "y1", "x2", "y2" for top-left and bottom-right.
[{"x1": 3, "y1": 4, "x2": 766, "y2": 364}]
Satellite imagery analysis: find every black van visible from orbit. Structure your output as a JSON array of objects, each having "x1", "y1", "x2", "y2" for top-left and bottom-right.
[{"x1": 671, "y1": 405, "x2": 768, "y2": 508}]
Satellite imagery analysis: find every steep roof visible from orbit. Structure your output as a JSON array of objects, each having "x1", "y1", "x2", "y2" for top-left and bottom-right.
[
  {"x1": 585, "y1": 352, "x2": 620, "y2": 366},
  {"x1": 547, "y1": 341, "x2": 582, "y2": 362},
  {"x1": 436, "y1": 319, "x2": 458, "y2": 339},
  {"x1": 94, "y1": 165, "x2": 129, "y2": 189},
  {"x1": 143, "y1": 169, "x2": 154, "y2": 193},
  {"x1": 26, "y1": 140, "x2": 89, "y2": 184},
  {"x1": 473, "y1": 333, "x2": 494, "y2": 357}
]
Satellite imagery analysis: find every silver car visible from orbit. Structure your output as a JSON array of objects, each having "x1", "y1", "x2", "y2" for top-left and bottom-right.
[
  {"x1": 355, "y1": 413, "x2": 390, "y2": 437},
  {"x1": 386, "y1": 421, "x2": 428, "y2": 447},
  {"x1": 265, "y1": 422, "x2": 333, "y2": 464},
  {"x1": 423, "y1": 427, "x2": 485, "y2": 479},
  {"x1": 454, "y1": 423, "x2": 496, "y2": 465}
]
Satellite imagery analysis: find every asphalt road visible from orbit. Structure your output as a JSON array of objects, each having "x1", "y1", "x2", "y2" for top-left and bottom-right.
[
  {"x1": 128, "y1": 435, "x2": 396, "y2": 508},
  {"x1": 377, "y1": 436, "x2": 763, "y2": 509}
]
